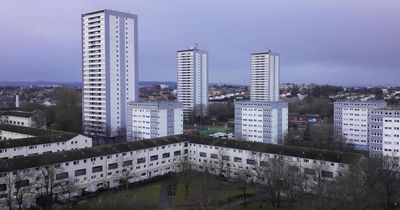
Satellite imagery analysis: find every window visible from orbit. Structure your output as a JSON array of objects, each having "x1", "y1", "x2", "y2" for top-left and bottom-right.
[
  {"x1": 56, "y1": 172, "x2": 69, "y2": 180},
  {"x1": 123, "y1": 160, "x2": 132, "y2": 167},
  {"x1": 137, "y1": 157, "x2": 145, "y2": 164},
  {"x1": 150, "y1": 155, "x2": 158, "y2": 161},
  {"x1": 162, "y1": 153, "x2": 170, "y2": 158},
  {"x1": 108, "y1": 163, "x2": 118, "y2": 170},
  {"x1": 0, "y1": 184, "x2": 6, "y2": 191},
  {"x1": 15, "y1": 180, "x2": 29, "y2": 188},
  {"x1": 304, "y1": 168, "x2": 316, "y2": 175},
  {"x1": 322, "y1": 171, "x2": 333, "y2": 178},
  {"x1": 210, "y1": 154, "x2": 218, "y2": 159},
  {"x1": 246, "y1": 159, "x2": 256, "y2": 165},
  {"x1": 222, "y1": 155, "x2": 230, "y2": 161},
  {"x1": 75, "y1": 169, "x2": 86, "y2": 176},
  {"x1": 234, "y1": 157, "x2": 242, "y2": 163},
  {"x1": 92, "y1": 166, "x2": 103, "y2": 173},
  {"x1": 199, "y1": 152, "x2": 206, "y2": 157},
  {"x1": 174, "y1": 151, "x2": 181, "y2": 156}
]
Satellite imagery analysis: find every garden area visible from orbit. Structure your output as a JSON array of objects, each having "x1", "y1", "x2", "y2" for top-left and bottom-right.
[{"x1": 67, "y1": 173, "x2": 279, "y2": 210}]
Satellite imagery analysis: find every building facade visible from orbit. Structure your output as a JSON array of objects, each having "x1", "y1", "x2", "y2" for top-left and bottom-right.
[
  {"x1": 177, "y1": 45, "x2": 208, "y2": 119},
  {"x1": 0, "y1": 124, "x2": 92, "y2": 158},
  {"x1": 82, "y1": 10, "x2": 139, "y2": 138},
  {"x1": 0, "y1": 135, "x2": 358, "y2": 209},
  {"x1": 0, "y1": 111, "x2": 35, "y2": 127},
  {"x1": 235, "y1": 101, "x2": 288, "y2": 144},
  {"x1": 126, "y1": 101, "x2": 183, "y2": 140},
  {"x1": 369, "y1": 108, "x2": 400, "y2": 158},
  {"x1": 235, "y1": 49, "x2": 287, "y2": 144},
  {"x1": 250, "y1": 50, "x2": 280, "y2": 102},
  {"x1": 333, "y1": 101, "x2": 387, "y2": 150}
]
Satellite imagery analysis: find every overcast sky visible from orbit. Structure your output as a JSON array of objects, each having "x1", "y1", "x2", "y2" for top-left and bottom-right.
[{"x1": 0, "y1": 0, "x2": 399, "y2": 86}]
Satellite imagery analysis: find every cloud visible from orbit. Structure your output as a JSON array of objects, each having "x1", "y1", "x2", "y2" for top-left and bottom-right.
[{"x1": 0, "y1": 0, "x2": 398, "y2": 86}]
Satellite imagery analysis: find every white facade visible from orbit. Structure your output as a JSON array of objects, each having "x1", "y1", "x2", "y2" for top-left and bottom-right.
[
  {"x1": 0, "y1": 135, "x2": 354, "y2": 209},
  {"x1": 0, "y1": 134, "x2": 92, "y2": 159},
  {"x1": 126, "y1": 101, "x2": 183, "y2": 140},
  {"x1": 235, "y1": 101, "x2": 288, "y2": 144},
  {"x1": 334, "y1": 101, "x2": 387, "y2": 150},
  {"x1": 177, "y1": 45, "x2": 208, "y2": 119},
  {"x1": 250, "y1": 50, "x2": 280, "y2": 102},
  {"x1": 369, "y1": 108, "x2": 400, "y2": 159},
  {"x1": 0, "y1": 111, "x2": 34, "y2": 127},
  {"x1": 82, "y1": 10, "x2": 138, "y2": 137}
]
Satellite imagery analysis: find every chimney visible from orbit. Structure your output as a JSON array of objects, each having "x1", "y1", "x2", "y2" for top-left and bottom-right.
[{"x1": 15, "y1": 95, "x2": 19, "y2": 108}]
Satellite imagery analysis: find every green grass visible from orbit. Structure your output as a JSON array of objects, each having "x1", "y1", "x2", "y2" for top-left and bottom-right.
[
  {"x1": 231, "y1": 202, "x2": 277, "y2": 210},
  {"x1": 174, "y1": 178, "x2": 257, "y2": 206},
  {"x1": 200, "y1": 125, "x2": 233, "y2": 136},
  {"x1": 82, "y1": 183, "x2": 161, "y2": 210}
]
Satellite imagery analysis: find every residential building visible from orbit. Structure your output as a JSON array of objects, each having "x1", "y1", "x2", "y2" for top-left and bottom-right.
[
  {"x1": 250, "y1": 49, "x2": 280, "y2": 102},
  {"x1": 333, "y1": 100, "x2": 387, "y2": 150},
  {"x1": 0, "y1": 124, "x2": 92, "y2": 159},
  {"x1": 126, "y1": 101, "x2": 183, "y2": 140},
  {"x1": 369, "y1": 108, "x2": 400, "y2": 158},
  {"x1": 82, "y1": 10, "x2": 138, "y2": 138},
  {"x1": 0, "y1": 135, "x2": 359, "y2": 209},
  {"x1": 235, "y1": 101, "x2": 288, "y2": 144},
  {"x1": 0, "y1": 111, "x2": 35, "y2": 127},
  {"x1": 235, "y1": 49, "x2": 287, "y2": 144},
  {"x1": 177, "y1": 44, "x2": 208, "y2": 119}
]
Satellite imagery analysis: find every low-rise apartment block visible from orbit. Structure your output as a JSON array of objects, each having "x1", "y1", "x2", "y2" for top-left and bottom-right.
[
  {"x1": 0, "y1": 135, "x2": 360, "y2": 208},
  {"x1": 127, "y1": 101, "x2": 183, "y2": 140},
  {"x1": 333, "y1": 100, "x2": 387, "y2": 150},
  {"x1": 0, "y1": 111, "x2": 35, "y2": 127},
  {"x1": 0, "y1": 124, "x2": 92, "y2": 159},
  {"x1": 234, "y1": 101, "x2": 288, "y2": 144},
  {"x1": 369, "y1": 108, "x2": 400, "y2": 158}
]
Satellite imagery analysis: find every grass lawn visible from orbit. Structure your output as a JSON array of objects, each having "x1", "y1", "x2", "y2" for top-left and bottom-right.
[
  {"x1": 200, "y1": 125, "x2": 233, "y2": 136},
  {"x1": 80, "y1": 182, "x2": 161, "y2": 210},
  {"x1": 231, "y1": 202, "x2": 277, "y2": 210},
  {"x1": 174, "y1": 179, "x2": 257, "y2": 206}
]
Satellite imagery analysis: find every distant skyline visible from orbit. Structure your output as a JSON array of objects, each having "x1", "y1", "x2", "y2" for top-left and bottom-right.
[{"x1": 0, "y1": 0, "x2": 399, "y2": 86}]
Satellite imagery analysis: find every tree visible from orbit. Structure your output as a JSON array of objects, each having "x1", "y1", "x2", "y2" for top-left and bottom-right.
[
  {"x1": 178, "y1": 157, "x2": 193, "y2": 200},
  {"x1": 4, "y1": 170, "x2": 29, "y2": 210},
  {"x1": 234, "y1": 168, "x2": 253, "y2": 207},
  {"x1": 32, "y1": 109, "x2": 47, "y2": 128},
  {"x1": 53, "y1": 88, "x2": 82, "y2": 133},
  {"x1": 118, "y1": 155, "x2": 138, "y2": 191},
  {"x1": 256, "y1": 156, "x2": 289, "y2": 208},
  {"x1": 36, "y1": 166, "x2": 61, "y2": 210},
  {"x1": 58, "y1": 179, "x2": 77, "y2": 208}
]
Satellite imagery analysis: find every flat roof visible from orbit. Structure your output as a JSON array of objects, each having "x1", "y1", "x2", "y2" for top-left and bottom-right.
[{"x1": 0, "y1": 135, "x2": 363, "y2": 173}]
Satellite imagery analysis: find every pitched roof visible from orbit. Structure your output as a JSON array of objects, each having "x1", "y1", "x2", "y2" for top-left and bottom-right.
[
  {"x1": 0, "y1": 135, "x2": 363, "y2": 173},
  {"x1": 0, "y1": 134, "x2": 79, "y2": 150},
  {"x1": 1, "y1": 111, "x2": 34, "y2": 118},
  {"x1": 0, "y1": 123, "x2": 62, "y2": 136}
]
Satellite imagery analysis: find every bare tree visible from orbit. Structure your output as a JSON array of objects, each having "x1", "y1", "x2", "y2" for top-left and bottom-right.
[
  {"x1": 36, "y1": 165, "x2": 61, "y2": 210},
  {"x1": 32, "y1": 110, "x2": 47, "y2": 129},
  {"x1": 58, "y1": 179, "x2": 77, "y2": 208},
  {"x1": 234, "y1": 168, "x2": 253, "y2": 207},
  {"x1": 217, "y1": 148, "x2": 231, "y2": 179},
  {"x1": 377, "y1": 156, "x2": 400, "y2": 210},
  {"x1": 4, "y1": 170, "x2": 29, "y2": 210},
  {"x1": 118, "y1": 155, "x2": 138, "y2": 191},
  {"x1": 178, "y1": 156, "x2": 193, "y2": 200},
  {"x1": 256, "y1": 155, "x2": 289, "y2": 208}
]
